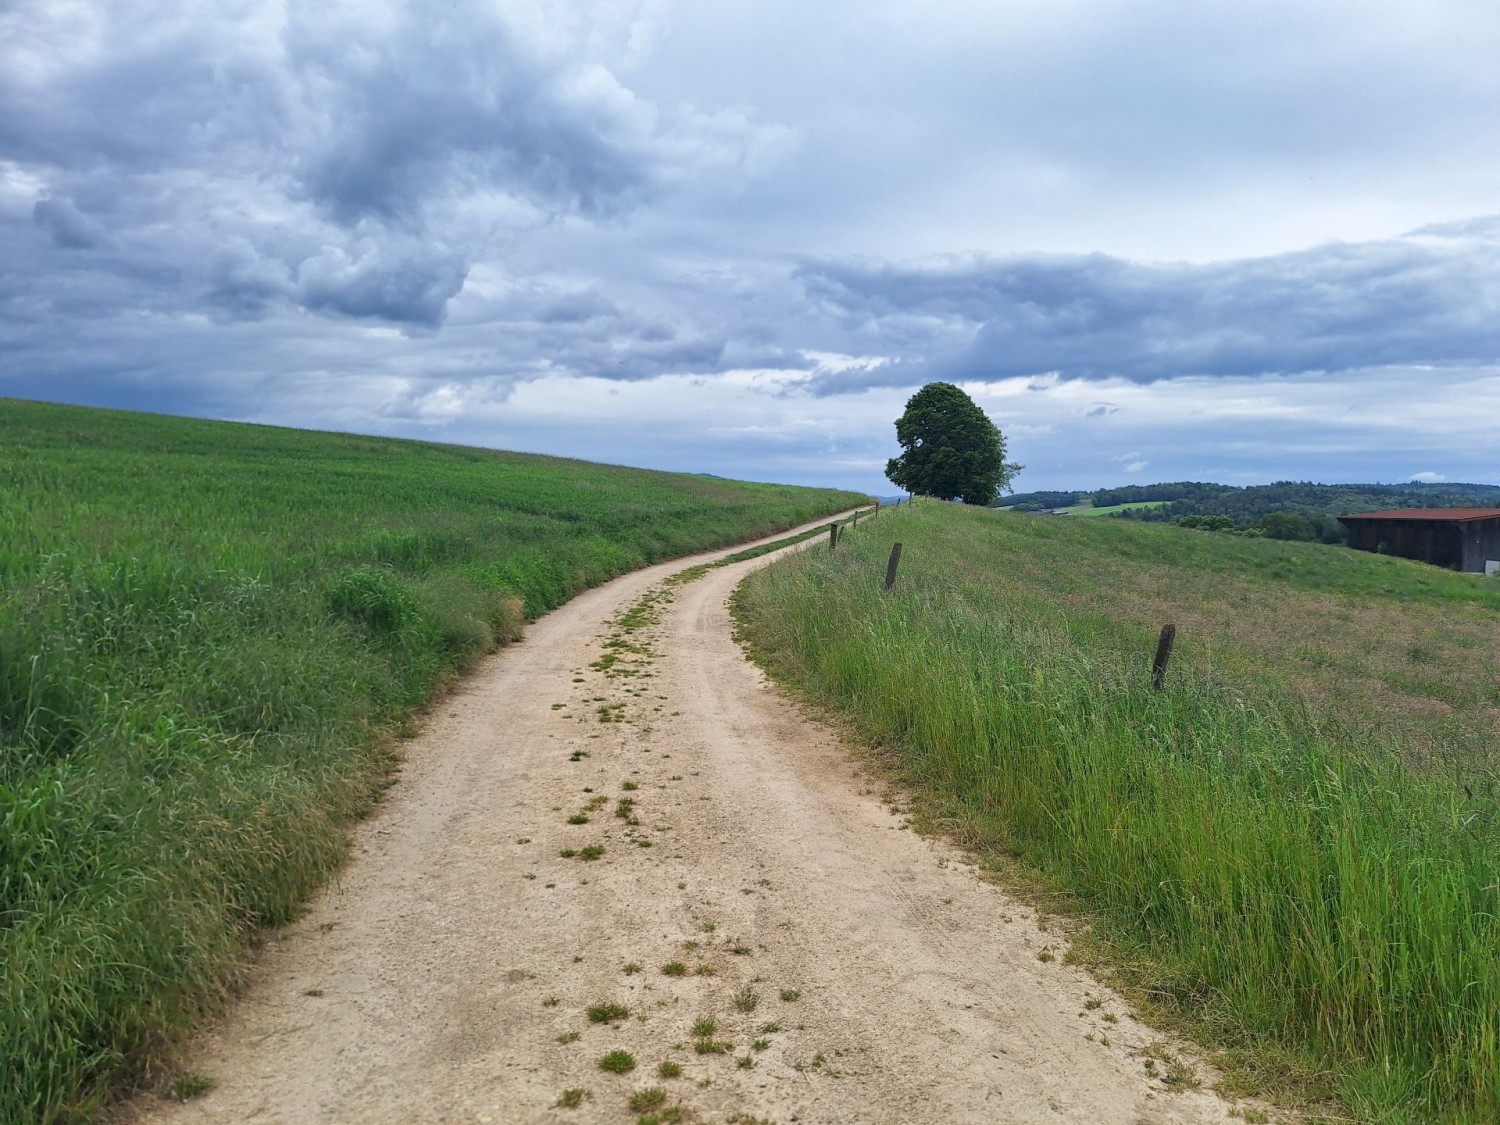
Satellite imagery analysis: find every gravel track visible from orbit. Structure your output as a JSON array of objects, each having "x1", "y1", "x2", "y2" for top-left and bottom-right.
[{"x1": 122, "y1": 513, "x2": 1248, "y2": 1125}]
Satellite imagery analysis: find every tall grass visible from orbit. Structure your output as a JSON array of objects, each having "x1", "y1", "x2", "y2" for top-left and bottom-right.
[
  {"x1": 735, "y1": 503, "x2": 1500, "y2": 1123},
  {"x1": 0, "y1": 398, "x2": 863, "y2": 1122}
]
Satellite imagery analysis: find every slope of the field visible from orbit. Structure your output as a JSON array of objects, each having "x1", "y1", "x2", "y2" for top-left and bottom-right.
[
  {"x1": 0, "y1": 398, "x2": 865, "y2": 1124},
  {"x1": 733, "y1": 502, "x2": 1500, "y2": 1124}
]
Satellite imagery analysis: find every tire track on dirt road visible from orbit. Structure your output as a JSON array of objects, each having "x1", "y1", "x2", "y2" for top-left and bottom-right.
[{"x1": 121, "y1": 511, "x2": 1256, "y2": 1125}]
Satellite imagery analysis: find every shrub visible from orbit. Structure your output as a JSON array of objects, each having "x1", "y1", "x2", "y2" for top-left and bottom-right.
[{"x1": 1258, "y1": 512, "x2": 1314, "y2": 541}]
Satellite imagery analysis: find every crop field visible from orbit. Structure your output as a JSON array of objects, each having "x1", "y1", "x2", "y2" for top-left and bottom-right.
[
  {"x1": 1060, "y1": 500, "x2": 1169, "y2": 516},
  {"x1": 735, "y1": 502, "x2": 1500, "y2": 1123},
  {"x1": 0, "y1": 398, "x2": 863, "y2": 1122}
]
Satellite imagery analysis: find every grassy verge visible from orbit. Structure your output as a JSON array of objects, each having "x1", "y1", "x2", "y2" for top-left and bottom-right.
[
  {"x1": 0, "y1": 398, "x2": 864, "y2": 1123},
  {"x1": 733, "y1": 502, "x2": 1500, "y2": 1123}
]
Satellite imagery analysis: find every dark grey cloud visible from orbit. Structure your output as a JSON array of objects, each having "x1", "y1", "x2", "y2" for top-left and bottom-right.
[
  {"x1": 202, "y1": 240, "x2": 295, "y2": 321},
  {"x1": 283, "y1": 6, "x2": 656, "y2": 227},
  {"x1": 32, "y1": 196, "x2": 108, "y2": 249},
  {"x1": 797, "y1": 218, "x2": 1500, "y2": 392},
  {"x1": 296, "y1": 243, "x2": 468, "y2": 328},
  {"x1": 0, "y1": 0, "x2": 766, "y2": 338}
]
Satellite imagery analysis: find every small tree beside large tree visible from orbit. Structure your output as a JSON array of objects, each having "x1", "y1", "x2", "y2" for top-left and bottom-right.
[{"x1": 885, "y1": 382, "x2": 1020, "y2": 505}]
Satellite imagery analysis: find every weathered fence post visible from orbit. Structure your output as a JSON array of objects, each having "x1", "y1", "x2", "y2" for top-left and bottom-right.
[
  {"x1": 828, "y1": 523, "x2": 840, "y2": 551},
  {"x1": 884, "y1": 542, "x2": 903, "y2": 591},
  {"x1": 852, "y1": 509, "x2": 859, "y2": 528},
  {"x1": 1152, "y1": 624, "x2": 1176, "y2": 690}
]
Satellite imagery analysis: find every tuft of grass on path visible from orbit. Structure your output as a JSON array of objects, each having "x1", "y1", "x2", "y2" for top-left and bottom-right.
[
  {"x1": 0, "y1": 397, "x2": 863, "y2": 1123},
  {"x1": 734, "y1": 501, "x2": 1500, "y2": 1123}
]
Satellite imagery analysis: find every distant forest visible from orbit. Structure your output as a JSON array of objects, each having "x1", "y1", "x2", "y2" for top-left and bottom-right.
[{"x1": 1000, "y1": 481, "x2": 1500, "y2": 543}]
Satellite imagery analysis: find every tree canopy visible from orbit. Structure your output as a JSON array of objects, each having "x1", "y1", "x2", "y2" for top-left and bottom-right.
[
  {"x1": 885, "y1": 382, "x2": 1019, "y2": 505},
  {"x1": 1002, "y1": 479, "x2": 1500, "y2": 544}
]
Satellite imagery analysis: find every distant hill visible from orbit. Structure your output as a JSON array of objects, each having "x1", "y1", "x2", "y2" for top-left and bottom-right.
[{"x1": 1000, "y1": 480, "x2": 1500, "y2": 542}]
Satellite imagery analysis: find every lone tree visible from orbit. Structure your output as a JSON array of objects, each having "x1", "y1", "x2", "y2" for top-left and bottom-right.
[{"x1": 885, "y1": 382, "x2": 1020, "y2": 505}]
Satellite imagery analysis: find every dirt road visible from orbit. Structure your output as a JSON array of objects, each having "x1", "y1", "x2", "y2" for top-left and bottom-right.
[{"x1": 126, "y1": 514, "x2": 1248, "y2": 1124}]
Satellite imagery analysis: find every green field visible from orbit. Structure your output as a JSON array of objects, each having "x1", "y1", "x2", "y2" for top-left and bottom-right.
[
  {"x1": 734, "y1": 503, "x2": 1500, "y2": 1123},
  {"x1": 1060, "y1": 500, "x2": 1168, "y2": 516},
  {"x1": 0, "y1": 398, "x2": 863, "y2": 1123}
]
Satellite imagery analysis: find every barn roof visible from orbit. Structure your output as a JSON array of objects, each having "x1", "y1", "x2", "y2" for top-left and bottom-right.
[{"x1": 1339, "y1": 508, "x2": 1500, "y2": 522}]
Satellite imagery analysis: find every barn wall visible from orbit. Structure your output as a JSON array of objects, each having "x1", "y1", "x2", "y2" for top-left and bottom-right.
[
  {"x1": 1343, "y1": 519, "x2": 1463, "y2": 569},
  {"x1": 1459, "y1": 519, "x2": 1500, "y2": 574}
]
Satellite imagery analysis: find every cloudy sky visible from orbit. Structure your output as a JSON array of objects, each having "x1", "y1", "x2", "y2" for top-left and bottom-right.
[{"x1": 4, "y1": 0, "x2": 1499, "y2": 494}]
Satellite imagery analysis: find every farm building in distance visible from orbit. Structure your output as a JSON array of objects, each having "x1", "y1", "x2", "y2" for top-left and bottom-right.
[{"x1": 1338, "y1": 508, "x2": 1500, "y2": 575}]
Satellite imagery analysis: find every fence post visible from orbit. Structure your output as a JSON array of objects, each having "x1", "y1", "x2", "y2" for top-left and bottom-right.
[
  {"x1": 884, "y1": 542, "x2": 903, "y2": 591},
  {"x1": 1152, "y1": 624, "x2": 1176, "y2": 690},
  {"x1": 829, "y1": 524, "x2": 840, "y2": 551}
]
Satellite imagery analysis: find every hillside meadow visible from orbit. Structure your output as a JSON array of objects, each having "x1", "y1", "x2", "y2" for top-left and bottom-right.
[
  {"x1": 1059, "y1": 500, "x2": 1168, "y2": 517},
  {"x1": 0, "y1": 398, "x2": 863, "y2": 1123},
  {"x1": 735, "y1": 502, "x2": 1500, "y2": 1124}
]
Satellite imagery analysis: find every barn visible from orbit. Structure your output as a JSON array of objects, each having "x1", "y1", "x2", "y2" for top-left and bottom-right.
[{"x1": 1338, "y1": 508, "x2": 1500, "y2": 575}]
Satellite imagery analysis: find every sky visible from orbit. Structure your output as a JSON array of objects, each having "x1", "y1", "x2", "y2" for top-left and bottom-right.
[{"x1": 3, "y1": 0, "x2": 1499, "y2": 495}]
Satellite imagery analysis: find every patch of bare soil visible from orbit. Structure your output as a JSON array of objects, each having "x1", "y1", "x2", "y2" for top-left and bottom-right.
[{"x1": 120, "y1": 514, "x2": 1253, "y2": 1124}]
